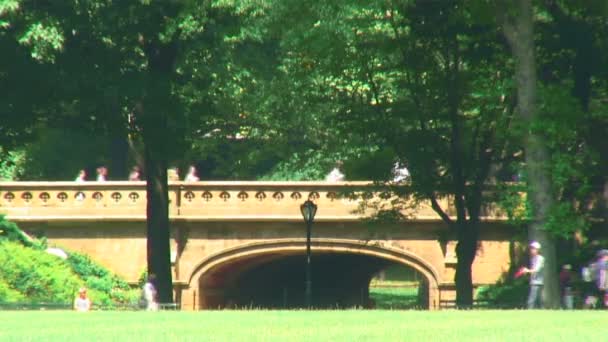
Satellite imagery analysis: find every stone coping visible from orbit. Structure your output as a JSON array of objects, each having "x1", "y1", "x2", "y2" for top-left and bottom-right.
[
  {"x1": 0, "y1": 181, "x2": 377, "y2": 187},
  {"x1": 5, "y1": 215, "x2": 508, "y2": 223}
]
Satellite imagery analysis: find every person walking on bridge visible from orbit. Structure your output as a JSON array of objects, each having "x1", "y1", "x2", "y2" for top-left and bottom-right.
[
  {"x1": 75, "y1": 169, "x2": 87, "y2": 182},
  {"x1": 184, "y1": 165, "x2": 200, "y2": 182}
]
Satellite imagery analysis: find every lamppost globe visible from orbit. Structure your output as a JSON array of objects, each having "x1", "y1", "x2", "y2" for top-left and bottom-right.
[{"x1": 300, "y1": 200, "x2": 318, "y2": 223}]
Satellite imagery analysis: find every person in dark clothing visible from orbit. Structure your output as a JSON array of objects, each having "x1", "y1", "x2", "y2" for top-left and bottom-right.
[{"x1": 559, "y1": 264, "x2": 573, "y2": 309}]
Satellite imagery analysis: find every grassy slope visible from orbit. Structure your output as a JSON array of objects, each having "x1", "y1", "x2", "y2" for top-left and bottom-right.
[{"x1": 0, "y1": 310, "x2": 604, "y2": 341}]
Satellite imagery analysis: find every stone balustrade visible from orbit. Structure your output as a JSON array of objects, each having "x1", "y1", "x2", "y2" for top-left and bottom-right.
[{"x1": 0, "y1": 181, "x2": 506, "y2": 222}]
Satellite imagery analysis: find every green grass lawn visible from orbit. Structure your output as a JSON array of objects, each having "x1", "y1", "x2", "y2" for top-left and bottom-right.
[
  {"x1": 0, "y1": 310, "x2": 605, "y2": 341},
  {"x1": 370, "y1": 286, "x2": 419, "y2": 309}
]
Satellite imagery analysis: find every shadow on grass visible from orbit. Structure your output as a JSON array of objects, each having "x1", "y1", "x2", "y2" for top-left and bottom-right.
[{"x1": 370, "y1": 286, "x2": 421, "y2": 310}]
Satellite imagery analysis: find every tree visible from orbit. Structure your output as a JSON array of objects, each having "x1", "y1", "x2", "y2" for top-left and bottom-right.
[
  {"x1": 1, "y1": 0, "x2": 271, "y2": 302},
  {"x1": 258, "y1": 0, "x2": 518, "y2": 307},
  {"x1": 538, "y1": 0, "x2": 608, "y2": 236},
  {"x1": 499, "y1": 0, "x2": 560, "y2": 307}
]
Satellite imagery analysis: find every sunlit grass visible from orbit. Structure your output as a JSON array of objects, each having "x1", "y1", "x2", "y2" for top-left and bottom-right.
[{"x1": 0, "y1": 310, "x2": 605, "y2": 341}]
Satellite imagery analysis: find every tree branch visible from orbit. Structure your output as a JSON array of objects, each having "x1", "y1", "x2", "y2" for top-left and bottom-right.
[{"x1": 429, "y1": 192, "x2": 454, "y2": 225}]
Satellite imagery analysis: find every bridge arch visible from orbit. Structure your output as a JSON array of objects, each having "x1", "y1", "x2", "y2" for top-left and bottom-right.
[{"x1": 187, "y1": 239, "x2": 441, "y2": 309}]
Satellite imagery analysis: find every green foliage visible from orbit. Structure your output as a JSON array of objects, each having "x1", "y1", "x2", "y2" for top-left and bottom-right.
[
  {"x1": 0, "y1": 217, "x2": 137, "y2": 305},
  {"x1": 495, "y1": 184, "x2": 530, "y2": 237},
  {"x1": 0, "y1": 0, "x2": 606, "y2": 308},
  {"x1": 17, "y1": 20, "x2": 64, "y2": 62},
  {"x1": 476, "y1": 277, "x2": 528, "y2": 308},
  {"x1": 0, "y1": 240, "x2": 82, "y2": 303},
  {"x1": 66, "y1": 252, "x2": 137, "y2": 306},
  {"x1": 0, "y1": 0, "x2": 21, "y2": 29},
  {"x1": 0, "y1": 215, "x2": 41, "y2": 249},
  {"x1": 261, "y1": 150, "x2": 337, "y2": 181},
  {"x1": 0, "y1": 149, "x2": 25, "y2": 180},
  {"x1": 344, "y1": 148, "x2": 395, "y2": 181},
  {"x1": 138, "y1": 269, "x2": 148, "y2": 288},
  {"x1": 0, "y1": 278, "x2": 24, "y2": 302},
  {"x1": 516, "y1": 85, "x2": 602, "y2": 239},
  {"x1": 21, "y1": 127, "x2": 110, "y2": 181}
]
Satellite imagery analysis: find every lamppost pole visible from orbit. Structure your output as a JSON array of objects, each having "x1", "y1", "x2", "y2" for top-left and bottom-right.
[
  {"x1": 305, "y1": 219, "x2": 312, "y2": 308},
  {"x1": 300, "y1": 200, "x2": 317, "y2": 309}
]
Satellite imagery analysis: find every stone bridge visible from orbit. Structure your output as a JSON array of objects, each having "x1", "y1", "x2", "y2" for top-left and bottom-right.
[{"x1": 0, "y1": 182, "x2": 514, "y2": 309}]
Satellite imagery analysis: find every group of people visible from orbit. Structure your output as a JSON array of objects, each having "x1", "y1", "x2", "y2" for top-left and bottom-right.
[
  {"x1": 76, "y1": 160, "x2": 410, "y2": 183},
  {"x1": 581, "y1": 249, "x2": 608, "y2": 309},
  {"x1": 324, "y1": 161, "x2": 410, "y2": 182},
  {"x1": 520, "y1": 241, "x2": 608, "y2": 310},
  {"x1": 73, "y1": 275, "x2": 159, "y2": 312},
  {"x1": 74, "y1": 165, "x2": 200, "y2": 182}
]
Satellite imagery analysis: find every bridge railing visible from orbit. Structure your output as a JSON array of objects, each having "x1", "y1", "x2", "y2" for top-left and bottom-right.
[
  {"x1": 0, "y1": 182, "x2": 152, "y2": 220},
  {"x1": 0, "y1": 181, "x2": 507, "y2": 222}
]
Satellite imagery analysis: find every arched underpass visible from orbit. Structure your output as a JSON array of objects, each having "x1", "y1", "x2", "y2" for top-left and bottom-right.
[{"x1": 192, "y1": 241, "x2": 438, "y2": 310}]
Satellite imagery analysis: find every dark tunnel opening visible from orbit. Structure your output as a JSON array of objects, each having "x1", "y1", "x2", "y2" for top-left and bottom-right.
[{"x1": 199, "y1": 252, "x2": 429, "y2": 309}]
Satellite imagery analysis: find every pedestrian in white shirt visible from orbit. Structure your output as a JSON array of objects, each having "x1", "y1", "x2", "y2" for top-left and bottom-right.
[
  {"x1": 524, "y1": 241, "x2": 544, "y2": 309},
  {"x1": 392, "y1": 162, "x2": 410, "y2": 182},
  {"x1": 184, "y1": 165, "x2": 200, "y2": 182},
  {"x1": 142, "y1": 275, "x2": 159, "y2": 311},
  {"x1": 325, "y1": 161, "x2": 345, "y2": 182},
  {"x1": 75, "y1": 169, "x2": 87, "y2": 182},
  {"x1": 96, "y1": 166, "x2": 108, "y2": 182},
  {"x1": 74, "y1": 287, "x2": 91, "y2": 312}
]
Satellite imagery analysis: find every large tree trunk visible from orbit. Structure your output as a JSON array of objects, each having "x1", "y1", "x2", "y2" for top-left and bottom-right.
[
  {"x1": 447, "y1": 47, "x2": 478, "y2": 308},
  {"x1": 139, "y1": 79, "x2": 173, "y2": 303},
  {"x1": 143, "y1": 130, "x2": 173, "y2": 304},
  {"x1": 139, "y1": 37, "x2": 179, "y2": 304},
  {"x1": 501, "y1": 0, "x2": 560, "y2": 308},
  {"x1": 137, "y1": 77, "x2": 173, "y2": 303},
  {"x1": 455, "y1": 222, "x2": 478, "y2": 308}
]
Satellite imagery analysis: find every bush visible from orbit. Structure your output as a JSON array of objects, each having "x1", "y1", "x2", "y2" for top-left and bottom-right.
[
  {"x1": 0, "y1": 215, "x2": 43, "y2": 249},
  {"x1": 0, "y1": 217, "x2": 139, "y2": 307},
  {"x1": 66, "y1": 252, "x2": 138, "y2": 306},
  {"x1": 0, "y1": 241, "x2": 82, "y2": 303},
  {"x1": 0, "y1": 149, "x2": 25, "y2": 181},
  {"x1": 477, "y1": 277, "x2": 528, "y2": 308},
  {"x1": 0, "y1": 278, "x2": 24, "y2": 302}
]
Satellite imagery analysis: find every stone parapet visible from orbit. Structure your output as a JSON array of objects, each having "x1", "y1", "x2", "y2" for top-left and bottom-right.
[{"x1": 0, "y1": 181, "x2": 508, "y2": 222}]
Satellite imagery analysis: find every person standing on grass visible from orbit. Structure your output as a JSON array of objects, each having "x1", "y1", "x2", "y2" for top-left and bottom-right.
[
  {"x1": 143, "y1": 274, "x2": 159, "y2": 311},
  {"x1": 74, "y1": 287, "x2": 91, "y2": 312},
  {"x1": 582, "y1": 258, "x2": 598, "y2": 309},
  {"x1": 523, "y1": 241, "x2": 544, "y2": 309},
  {"x1": 559, "y1": 264, "x2": 573, "y2": 310},
  {"x1": 594, "y1": 249, "x2": 608, "y2": 308}
]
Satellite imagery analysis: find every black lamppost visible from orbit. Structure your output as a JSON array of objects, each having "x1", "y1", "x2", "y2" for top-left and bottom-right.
[{"x1": 300, "y1": 199, "x2": 317, "y2": 308}]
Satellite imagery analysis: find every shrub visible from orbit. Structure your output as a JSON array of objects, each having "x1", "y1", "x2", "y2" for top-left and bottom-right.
[
  {"x1": 0, "y1": 241, "x2": 82, "y2": 303},
  {"x1": 0, "y1": 217, "x2": 139, "y2": 307},
  {"x1": 477, "y1": 277, "x2": 528, "y2": 308},
  {"x1": 0, "y1": 215, "x2": 43, "y2": 249},
  {"x1": 0, "y1": 278, "x2": 24, "y2": 302},
  {"x1": 66, "y1": 252, "x2": 138, "y2": 306}
]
